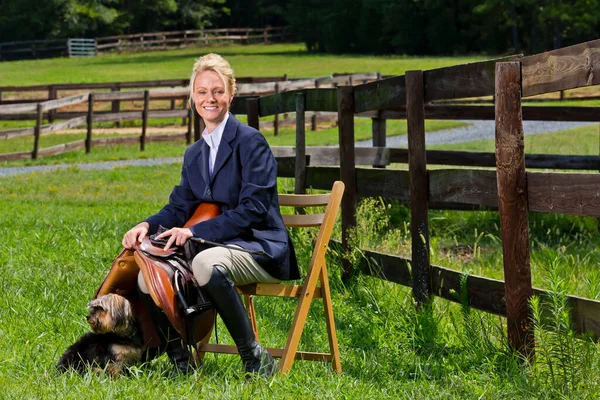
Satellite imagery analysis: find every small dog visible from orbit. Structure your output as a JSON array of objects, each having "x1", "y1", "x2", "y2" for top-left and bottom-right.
[{"x1": 57, "y1": 293, "x2": 145, "y2": 378}]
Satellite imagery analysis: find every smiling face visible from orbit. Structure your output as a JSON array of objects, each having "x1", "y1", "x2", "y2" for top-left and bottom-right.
[{"x1": 193, "y1": 70, "x2": 233, "y2": 133}]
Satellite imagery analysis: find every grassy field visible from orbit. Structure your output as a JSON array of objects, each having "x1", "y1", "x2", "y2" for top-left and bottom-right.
[
  {"x1": 2, "y1": 165, "x2": 600, "y2": 398},
  {"x1": 2, "y1": 42, "x2": 600, "y2": 398},
  {"x1": 0, "y1": 43, "x2": 488, "y2": 86}
]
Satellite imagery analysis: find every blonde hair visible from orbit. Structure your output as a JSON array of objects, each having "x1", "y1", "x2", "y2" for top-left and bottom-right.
[{"x1": 189, "y1": 53, "x2": 236, "y2": 106}]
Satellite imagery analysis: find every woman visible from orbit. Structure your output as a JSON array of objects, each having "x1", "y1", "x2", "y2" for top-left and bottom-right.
[{"x1": 122, "y1": 53, "x2": 299, "y2": 377}]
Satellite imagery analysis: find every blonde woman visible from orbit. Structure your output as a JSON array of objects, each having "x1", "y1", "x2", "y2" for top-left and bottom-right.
[{"x1": 122, "y1": 53, "x2": 297, "y2": 377}]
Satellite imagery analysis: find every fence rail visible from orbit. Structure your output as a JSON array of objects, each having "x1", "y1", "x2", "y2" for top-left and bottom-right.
[{"x1": 95, "y1": 27, "x2": 285, "y2": 54}]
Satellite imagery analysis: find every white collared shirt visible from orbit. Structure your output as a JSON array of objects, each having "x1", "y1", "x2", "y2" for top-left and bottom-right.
[{"x1": 201, "y1": 113, "x2": 230, "y2": 178}]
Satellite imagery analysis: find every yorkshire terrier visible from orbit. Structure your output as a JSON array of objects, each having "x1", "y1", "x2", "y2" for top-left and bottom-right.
[{"x1": 57, "y1": 293, "x2": 145, "y2": 378}]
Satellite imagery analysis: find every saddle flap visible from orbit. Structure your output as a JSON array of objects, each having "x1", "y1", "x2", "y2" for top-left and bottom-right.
[
  {"x1": 95, "y1": 248, "x2": 139, "y2": 298},
  {"x1": 134, "y1": 246, "x2": 215, "y2": 344},
  {"x1": 139, "y1": 236, "x2": 180, "y2": 258},
  {"x1": 134, "y1": 248, "x2": 183, "y2": 334}
]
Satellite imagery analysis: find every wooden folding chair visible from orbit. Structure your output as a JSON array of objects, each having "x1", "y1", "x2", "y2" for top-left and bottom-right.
[{"x1": 197, "y1": 180, "x2": 345, "y2": 374}]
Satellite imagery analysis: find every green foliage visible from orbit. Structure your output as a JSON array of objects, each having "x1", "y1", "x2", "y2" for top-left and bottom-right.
[
  {"x1": 286, "y1": 0, "x2": 600, "y2": 55},
  {"x1": 529, "y1": 255, "x2": 600, "y2": 397},
  {"x1": 0, "y1": 0, "x2": 228, "y2": 42}
]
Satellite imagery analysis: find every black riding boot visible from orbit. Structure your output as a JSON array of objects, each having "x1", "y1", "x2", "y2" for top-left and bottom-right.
[
  {"x1": 201, "y1": 265, "x2": 277, "y2": 378},
  {"x1": 139, "y1": 291, "x2": 195, "y2": 373}
]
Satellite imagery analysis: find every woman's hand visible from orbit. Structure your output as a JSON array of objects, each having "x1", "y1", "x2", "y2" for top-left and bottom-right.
[
  {"x1": 154, "y1": 227, "x2": 193, "y2": 251},
  {"x1": 122, "y1": 222, "x2": 150, "y2": 249}
]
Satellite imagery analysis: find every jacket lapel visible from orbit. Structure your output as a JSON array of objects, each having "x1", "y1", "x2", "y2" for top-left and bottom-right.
[{"x1": 210, "y1": 114, "x2": 237, "y2": 184}]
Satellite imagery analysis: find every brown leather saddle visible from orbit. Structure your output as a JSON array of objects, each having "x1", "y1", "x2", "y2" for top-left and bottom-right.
[{"x1": 94, "y1": 203, "x2": 220, "y2": 349}]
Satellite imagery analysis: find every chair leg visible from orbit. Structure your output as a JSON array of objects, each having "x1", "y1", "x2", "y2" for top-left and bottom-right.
[
  {"x1": 279, "y1": 261, "x2": 323, "y2": 374},
  {"x1": 243, "y1": 294, "x2": 259, "y2": 342},
  {"x1": 320, "y1": 264, "x2": 342, "y2": 373}
]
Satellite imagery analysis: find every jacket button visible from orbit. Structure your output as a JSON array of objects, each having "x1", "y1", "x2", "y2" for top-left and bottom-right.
[{"x1": 206, "y1": 189, "x2": 211, "y2": 196}]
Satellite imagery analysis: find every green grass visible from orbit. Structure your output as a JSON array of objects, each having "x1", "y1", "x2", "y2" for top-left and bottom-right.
[
  {"x1": 1, "y1": 167, "x2": 600, "y2": 398},
  {"x1": 0, "y1": 43, "x2": 487, "y2": 86}
]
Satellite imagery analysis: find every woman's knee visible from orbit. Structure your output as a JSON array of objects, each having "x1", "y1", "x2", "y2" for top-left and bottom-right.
[{"x1": 192, "y1": 252, "x2": 219, "y2": 286}]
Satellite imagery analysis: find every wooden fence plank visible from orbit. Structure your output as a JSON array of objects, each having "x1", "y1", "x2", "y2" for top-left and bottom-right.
[
  {"x1": 424, "y1": 55, "x2": 521, "y2": 102},
  {"x1": 363, "y1": 105, "x2": 600, "y2": 121},
  {"x1": 352, "y1": 245, "x2": 600, "y2": 338},
  {"x1": 304, "y1": 88, "x2": 337, "y2": 112},
  {"x1": 527, "y1": 172, "x2": 600, "y2": 216},
  {"x1": 429, "y1": 169, "x2": 498, "y2": 207},
  {"x1": 353, "y1": 75, "x2": 406, "y2": 113},
  {"x1": 41, "y1": 92, "x2": 89, "y2": 112},
  {"x1": 521, "y1": 39, "x2": 600, "y2": 97},
  {"x1": 495, "y1": 61, "x2": 534, "y2": 357},
  {"x1": 0, "y1": 102, "x2": 38, "y2": 115},
  {"x1": 38, "y1": 140, "x2": 86, "y2": 157},
  {"x1": 406, "y1": 70, "x2": 431, "y2": 305},
  {"x1": 0, "y1": 151, "x2": 31, "y2": 162}
]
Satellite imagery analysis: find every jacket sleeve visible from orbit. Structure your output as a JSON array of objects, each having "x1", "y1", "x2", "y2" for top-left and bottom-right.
[
  {"x1": 143, "y1": 153, "x2": 200, "y2": 233},
  {"x1": 189, "y1": 132, "x2": 277, "y2": 242}
]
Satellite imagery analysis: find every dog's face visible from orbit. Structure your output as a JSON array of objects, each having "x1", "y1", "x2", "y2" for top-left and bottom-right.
[{"x1": 87, "y1": 294, "x2": 136, "y2": 337}]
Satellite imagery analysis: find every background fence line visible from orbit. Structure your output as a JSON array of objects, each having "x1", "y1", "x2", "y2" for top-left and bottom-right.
[{"x1": 0, "y1": 27, "x2": 286, "y2": 62}]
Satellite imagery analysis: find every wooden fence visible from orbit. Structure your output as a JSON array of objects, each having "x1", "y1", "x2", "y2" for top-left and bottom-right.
[
  {"x1": 246, "y1": 40, "x2": 600, "y2": 358},
  {"x1": 3, "y1": 40, "x2": 600, "y2": 359},
  {"x1": 0, "y1": 39, "x2": 68, "y2": 61},
  {"x1": 96, "y1": 27, "x2": 285, "y2": 54},
  {"x1": 0, "y1": 72, "x2": 379, "y2": 158}
]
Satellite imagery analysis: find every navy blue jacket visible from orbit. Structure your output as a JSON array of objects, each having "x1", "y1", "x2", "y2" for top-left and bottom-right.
[{"x1": 144, "y1": 114, "x2": 299, "y2": 281}]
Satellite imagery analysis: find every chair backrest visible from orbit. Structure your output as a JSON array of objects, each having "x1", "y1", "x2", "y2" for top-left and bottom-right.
[{"x1": 278, "y1": 181, "x2": 345, "y2": 269}]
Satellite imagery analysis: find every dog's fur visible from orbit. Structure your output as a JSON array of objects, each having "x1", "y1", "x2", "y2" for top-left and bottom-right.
[{"x1": 57, "y1": 294, "x2": 145, "y2": 378}]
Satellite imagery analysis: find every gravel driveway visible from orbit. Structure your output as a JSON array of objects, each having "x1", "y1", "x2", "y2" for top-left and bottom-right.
[
  {"x1": 1, "y1": 120, "x2": 596, "y2": 177},
  {"x1": 356, "y1": 120, "x2": 595, "y2": 147}
]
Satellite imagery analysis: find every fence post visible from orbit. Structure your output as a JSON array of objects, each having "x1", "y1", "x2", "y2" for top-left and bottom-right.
[
  {"x1": 295, "y1": 92, "x2": 306, "y2": 194},
  {"x1": 311, "y1": 80, "x2": 320, "y2": 131},
  {"x1": 495, "y1": 61, "x2": 534, "y2": 360},
  {"x1": 406, "y1": 70, "x2": 431, "y2": 306},
  {"x1": 192, "y1": 101, "x2": 203, "y2": 142},
  {"x1": 112, "y1": 84, "x2": 120, "y2": 128},
  {"x1": 246, "y1": 97, "x2": 260, "y2": 130},
  {"x1": 186, "y1": 106, "x2": 192, "y2": 145},
  {"x1": 48, "y1": 86, "x2": 57, "y2": 123},
  {"x1": 32, "y1": 103, "x2": 43, "y2": 160},
  {"x1": 372, "y1": 110, "x2": 386, "y2": 168},
  {"x1": 170, "y1": 86, "x2": 176, "y2": 110},
  {"x1": 140, "y1": 90, "x2": 149, "y2": 151},
  {"x1": 274, "y1": 83, "x2": 279, "y2": 136},
  {"x1": 282, "y1": 74, "x2": 289, "y2": 121},
  {"x1": 337, "y1": 85, "x2": 356, "y2": 280},
  {"x1": 86, "y1": 93, "x2": 94, "y2": 153}
]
